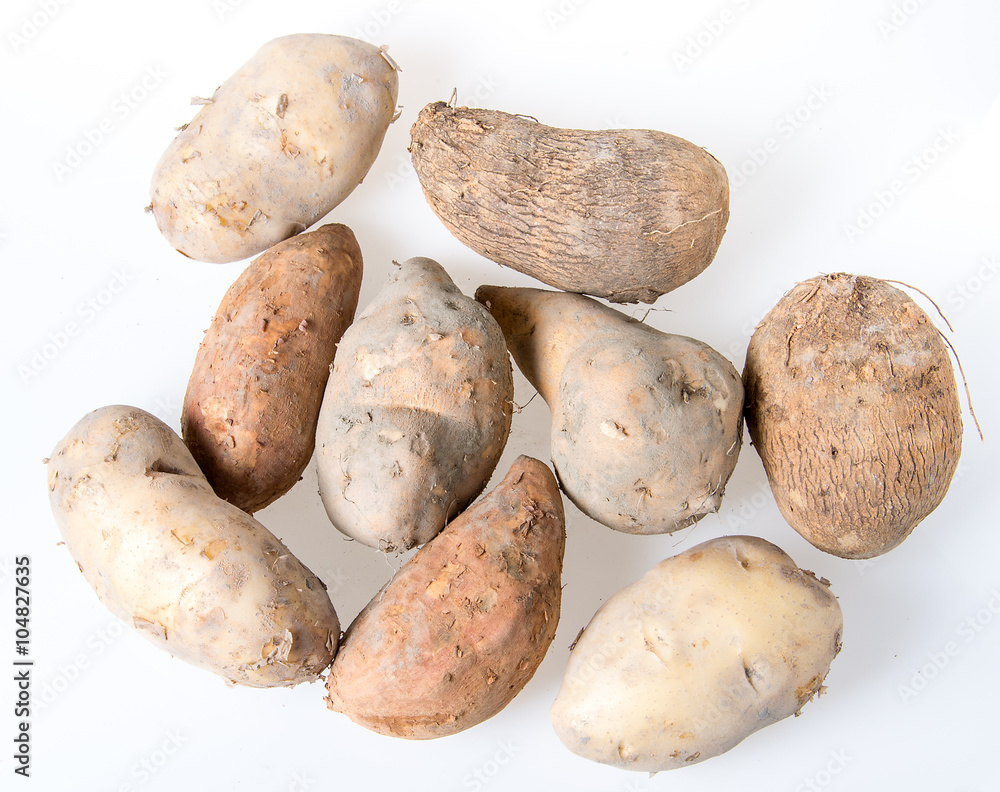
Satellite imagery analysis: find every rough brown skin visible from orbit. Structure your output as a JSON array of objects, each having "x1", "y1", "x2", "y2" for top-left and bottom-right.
[
  {"x1": 743, "y1": 273, "x2": 963, "y2": 559},
  {"x1": 316, "y1": 257, "x2": 514, "y2": 551},
  {"x1": 476, "y1": 285, "x2": 743, "y2": 534},
  {"x1": 46, "y1": 406, "x2": 339, "y2": 688},
  {"x1": 182, "y1": 223, "x2": 362, "y2": 513},
  {"x1": 326, "y1": 456, "x2": 566, "y2": 739},
  {"x1": 410, "y1": 101, "x2": 729, "y2": 304}
]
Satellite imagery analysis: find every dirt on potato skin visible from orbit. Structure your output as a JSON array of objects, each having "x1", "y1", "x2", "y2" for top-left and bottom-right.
[
  {"x1": 410, "y1": 101, "x2": 729, "y2": 304},
  {"x1": 743, "y1": 272, "x2": 963, "y2": 559},
  {"x1": 325, "y1": 455, "x2": 566, "y2": 739},
  {"x1": 182, "y1": 223, "x2": 363, "y2": 513}
]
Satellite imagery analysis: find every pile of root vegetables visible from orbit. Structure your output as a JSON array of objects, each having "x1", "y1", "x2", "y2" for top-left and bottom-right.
[{"x1": 45, "y1": 34, "x2": 965, "y2": 773}]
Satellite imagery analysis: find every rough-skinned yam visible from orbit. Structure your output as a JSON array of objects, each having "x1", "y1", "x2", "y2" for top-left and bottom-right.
[
  {"x1": 182, "y1": 223, "x2": 363, "y2": 513},
  {"x1": 46, "y1": 406, "x2": 339, "y2": 688},
  {"x1": 743, "y1": 273, "x2": 963, "y2": 559},
  {"x1": 550, "y1": 535, "x2": 843, "y2": 772},
  {"x1": 476, "y1": 285, "x2": 743, "y2": 534},
  {"x1": 326, "y1": 455, "x2": 566, "y2": 738},
  {"x1": 150, "y1": 34, "x2": 399, "y2": 263},
  {"x1": 410, "y1": 101, "x2": 729, "y2": 303},
  {"x1": 316, "y1": 257, "x2": 514, "y2": 551}
]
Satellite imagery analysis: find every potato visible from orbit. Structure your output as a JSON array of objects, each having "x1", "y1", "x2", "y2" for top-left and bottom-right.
[
  {"x1": 316, "y1": 257, "x2": 514, "y2": 552},
  {"x1": 410, "y1": 101, "x2": 729, "y2": 303},
  {"x1": 550, "y1": 535, "x2": 843, "y2": 772},
  {"x1": 326, "y1": 455, "x2": 565, "y2": 738},
  {"x1": 150, "y1": 34, "x2": 399, "y2": 263},
  {"x1": 743, "y1": 273, "x2": 963, "y2": 558},
  {"x1": 45, "y1": 405, "x2": 339, "y2": 688},
  {"x1": 182, "y1": 223, "x2": 363, "y2": 513},
  {"x1": 476, "y1": 285, "x2": 743, "y2": 534}
]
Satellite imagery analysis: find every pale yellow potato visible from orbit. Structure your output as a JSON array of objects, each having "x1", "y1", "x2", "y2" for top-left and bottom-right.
[
  {"x1": 550, "y1": 535, "x2": 843, "y2": 772},
  {"x1": 45, "y1": 405, "x2": 339, "y2": 687},
  {"x1": 150, "y1": 34, "x2": 399, "y2": 263}
]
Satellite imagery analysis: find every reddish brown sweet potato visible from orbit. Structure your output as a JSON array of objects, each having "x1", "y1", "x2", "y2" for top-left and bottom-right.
[
  {"x1": 326, "y1": 455, "x2": 566, "y2": 739},
  {"x1": 182, "y1": 223, "x2": 362, "y2": 512}
]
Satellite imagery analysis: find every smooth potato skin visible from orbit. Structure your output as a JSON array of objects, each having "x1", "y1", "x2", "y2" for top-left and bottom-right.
[
  {"x1": 743, "y1": 273, "x2": 963, "y2": 558},
  {"x1": 550, "y1": 536, "x2": 843, "y2": 772},
  {"x1": 150, "y1": 34, "x2": 398, "y2": 263},
  {"x1": 411, "y1": 102, "x2": 729, "y2": 303},
  {"x1": 316, "y1": 257, "x2": 514, "y2": 551},
  {"x1": 326, "y1": 456, "x2": 566, "y2": 739},
  {"x1": 182, "y1": 223, "x2": 363, "y2": 513},
  {"x1": 46, "y1": 406, "x2": 339, "y2": 688},
  {"x1": 477, "y1": 286, "x2": 743, "y2": 533}
]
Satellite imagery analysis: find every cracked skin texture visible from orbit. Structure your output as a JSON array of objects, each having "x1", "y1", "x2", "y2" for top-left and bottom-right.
[
  {"x1": 410, "y1": 102, "x2": 729, "y2": 304},
  {"x1": 182, "y1": 223, "x2": 363, "y2": 513},
  {"x1": 550, "y1": 535, "x2": 843, "y2": 773},
  {"x1": 325, "y1": 455, "x2": 566, "y2": 739},
  {"x1": 743, "y1": 273, "x2": 963, "y2": 559}
]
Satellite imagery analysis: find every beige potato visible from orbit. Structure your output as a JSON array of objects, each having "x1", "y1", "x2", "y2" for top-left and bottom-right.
[
  {"x1": 477, "y1": 285, "x2": 743, "y2": 534},
  {"x1": 550, "y1": 535, "x2": 843, "y2": 772},
  {"x1": 45, "y1": 405, "x2": 339, "y2": 687},
  {"x1": 150, "y1": 34, "x2": 399, "y2": 263},
  {"x1": 316, "y1": 257, "x2": 513, "y2": 552}
]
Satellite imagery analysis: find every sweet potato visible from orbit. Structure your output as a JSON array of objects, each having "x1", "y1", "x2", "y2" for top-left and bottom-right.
[
  {"x1": 182, "y1": 223, "x2": 363, "y2": 513},
  {"x1": 476, "y1": 285, "x2": 743, "y2": 534},
  {"x1": 46, "y1": 405, "x2": 339, "y2": 688},
  {"x1": 743, "y1": 273, "x2": 963, "y2": 558},
  {"x1": 326, "y1": 455, "x2": 566, "y2": 738},
  {"x1": 316, "y1": 257, "x2": 513, "y2": 551},
  {"x1": 410, "y1": 101, "x2": 729, "y2": 303}
]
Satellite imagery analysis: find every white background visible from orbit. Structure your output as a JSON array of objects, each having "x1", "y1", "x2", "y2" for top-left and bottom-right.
[{"x1": 2, "y1": 1, "x2": 999, "y2": 790}]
